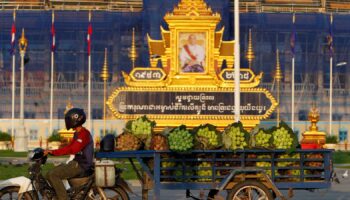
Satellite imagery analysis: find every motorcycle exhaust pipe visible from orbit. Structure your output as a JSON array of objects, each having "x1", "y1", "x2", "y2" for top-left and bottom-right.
[{"x1": 96, "y1": 187, "x2": 107, "y2": 200}]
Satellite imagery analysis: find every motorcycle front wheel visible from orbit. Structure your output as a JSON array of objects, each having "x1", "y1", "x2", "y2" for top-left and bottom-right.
[
  {"x1": 0, "y1": 186, "x2": 33, "y2": 200},
  {"x1": 88, "y1": 186, "x2": 129, "y2": 200}
]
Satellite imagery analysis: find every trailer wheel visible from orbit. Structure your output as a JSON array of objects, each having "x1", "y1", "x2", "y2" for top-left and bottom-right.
[{"x1": 226, "y1": 180, "x2": 273, "y2": 200}]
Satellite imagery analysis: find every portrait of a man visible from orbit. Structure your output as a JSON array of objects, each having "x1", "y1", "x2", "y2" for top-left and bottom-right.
[{"x1": 179, "y1": 33, "x2": 206, "y2": 73}]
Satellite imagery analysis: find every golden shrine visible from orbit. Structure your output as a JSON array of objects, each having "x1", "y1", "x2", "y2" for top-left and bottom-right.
[
  {"x1": 301, "y1": 106, "x2": 326, "y2": 146},
  {"x1": 108, "y1": 0, "x2": 278, "y2": 129}
]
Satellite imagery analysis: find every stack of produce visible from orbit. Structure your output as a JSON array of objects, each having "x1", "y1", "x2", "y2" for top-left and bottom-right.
[
  {"x1": 253, "y1": 129, "x2": 272, "y2": 148},
  {"x1": 194, "y1": 124, "x2": 221, "y2": 150},
  {"x1": 116, "y1": 132, "x2": 141, "y2": 151},
  {"x1": 174, "y1": 167, "x2": 193, "y2": 182},
  {"x1": 125, "y1": 115, "x2": 156, "y2": 141},
  {"x1": 197, "y1": 162, "x2": 212, "y2": 182},
  {"x1": 256, "y1": 155, "x2": 272, "y2": 176},
  {"x1": 222, "y1": 122, "x2": 249, "y2": 150},
  {"x1": 148, "y1": 134, "x2": 169, "y2": 151},
  {"x1": 168, "y1": 125, "x2": 194, "y2": 152},
  {"x1": 277, "y1": 153, "x2": 300, "y2": 167},
  {"x1": 305, "y1": 153, "x2": 323, "y2": 167},
  {"x1": 271, "y1": 122, "x2": 298, "y2": 149},
  {"x1": 256, "y1": 155, "x2": 272, "y2": 168}
]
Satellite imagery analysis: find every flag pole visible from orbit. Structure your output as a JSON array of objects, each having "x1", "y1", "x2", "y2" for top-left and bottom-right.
[
  {"x1": 50, "y1": 10, "x2": 55, "y2": 136},
  {"x1": 234, "y1": 0, "x2": 240, "y2": 122},
  {"x1": 11, "y1": 9, "x2": 16, "y2": 143},
  {"x1": 88, "y1": 11, "x2": 92, "y2": 132},
  {"x1": 329, "y1": 13, "x2": 333, "y2": 136},
  {"x1": 330, "y1": 56, "x2": 333, "y2": 135},
  {"x1": 291, "y1": 13, "x2": 295, "y2": 131}
]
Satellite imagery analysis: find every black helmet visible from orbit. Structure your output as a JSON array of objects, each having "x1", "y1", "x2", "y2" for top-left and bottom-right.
[
  {"x1": 65, "y1": 108, "x2": 86, "y2": 130},
  {"x1": 28, "y1": 148, "x2": 47, "y2": 164}
]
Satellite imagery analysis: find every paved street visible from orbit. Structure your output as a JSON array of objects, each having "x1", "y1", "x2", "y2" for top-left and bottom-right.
[{"x1": 127, "y1": 169, "x2": 350, "y2": 200}]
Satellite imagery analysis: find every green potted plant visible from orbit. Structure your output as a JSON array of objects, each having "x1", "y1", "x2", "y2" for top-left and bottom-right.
[
  {"x1": 324, "y1": 135, "x2": 338, "y2": 149},
  {"x1": 0, "y1": 131, "x2": 12, "y2": 150},
  {"x1": 47, "y1": 132, "x2": 62, "y2": 150}
]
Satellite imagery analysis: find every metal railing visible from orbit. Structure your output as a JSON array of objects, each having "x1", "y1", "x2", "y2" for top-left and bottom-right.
[{"x1": 0, "y1": 0, "x2": 143, "y2": 12}]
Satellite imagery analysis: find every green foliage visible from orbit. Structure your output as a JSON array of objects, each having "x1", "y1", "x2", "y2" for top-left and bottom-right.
[
  {"x1": 326, "y1": 135, "x2": 338, "y2": 144},
  {"x1": 48, "y1": 133, "x2": 62, "y2": 142},
  {"x1": 0, "y1": 131, "x2": 12, "y2": 141}
]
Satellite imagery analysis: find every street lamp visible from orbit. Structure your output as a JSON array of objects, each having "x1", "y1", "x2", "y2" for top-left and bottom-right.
[
  {"x1": 329, "y1": 61, "x2": 347, "y2": 136},
  {"x1": 14, "y1": 28, "x2": 28, "y2": 152}
]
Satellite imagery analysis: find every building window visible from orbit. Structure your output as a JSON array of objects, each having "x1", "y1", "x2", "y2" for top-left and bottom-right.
[
  {"x1": 298, "y1": 110, "x2": 307, "y2": 120},
  {"x1": 29, "y1": 129, "x2": 38, "y2": 141},
  {"x1": 339, "y1": 130, "x2": 348, "y2": 142}
]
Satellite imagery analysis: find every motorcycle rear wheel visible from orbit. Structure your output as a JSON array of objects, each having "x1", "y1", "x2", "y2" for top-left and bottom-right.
[
  {"x1": 88, "y1": 186, "x2": 129, "y2": 200},
  {"x1": 0, "y1": 186, "x2": 33, "y2": 200}
]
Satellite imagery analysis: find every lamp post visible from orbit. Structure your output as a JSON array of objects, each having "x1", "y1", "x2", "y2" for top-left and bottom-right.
[
  {"x1": 330, "y1": 61, "x2": 347, "y2": 136},
  {"x1": 100, "y1": 48, "x2": 109, "y2": 136},
  {"x1": 14, "y1": 29, "x2": 28, "y2": 152}
]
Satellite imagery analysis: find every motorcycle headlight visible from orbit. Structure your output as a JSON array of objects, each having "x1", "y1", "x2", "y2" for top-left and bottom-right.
[{"x1": 28, "y1": 151, "x2": 35, "y2": 161}]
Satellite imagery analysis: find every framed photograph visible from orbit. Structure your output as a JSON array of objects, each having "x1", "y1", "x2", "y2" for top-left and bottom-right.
[{"x1": 178, "y1": 32, "x2": 207, "y2": 73}]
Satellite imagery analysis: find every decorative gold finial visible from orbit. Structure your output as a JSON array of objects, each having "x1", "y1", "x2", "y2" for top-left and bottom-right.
[
  {"x1": 64, "y1": 98, "x2": 73, "y2": 114},
  {"x1": 129, "y1": 27, "x2": 138, "y2": 69},
  {"x1": 275, "y1": 49, "x2": 283, "y2": 81},
  {"x1": 275, "y1": 49, "x2": 282, "y2": 126},
  {"x1": 100, "y1": 48, "x2": 109, "y2": 81},
  {"x1": 308, "y1": 104, "x2": 320, "y2": 132},
  {"x1": 19, "y1": 28, "x2": 28, "y2": 52},
  {"x1": 245, "y1": 29, "x2": 255, "y2": 68}
]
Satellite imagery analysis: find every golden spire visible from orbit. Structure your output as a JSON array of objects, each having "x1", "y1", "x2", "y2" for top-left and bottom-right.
[
  {"x1": 129, "y1": 27, "x2": 138, "y2": 69},
  {"x1": 64, "y1": 98, "x2": 73, "y2": 115},
  {"x1": 275, "y1": 49, "x2": 283, "y2": 127},
  {"x1": 100, "y1": 48, "x2": 109, "y2": 81},
  {"x1": 245, "y1": 29, "x2": 255, "y2": 68},
  {"x1": 19, "y1": 28, "x2": 28, "y2": 52},
  {"x1": 275, "y1": 49, "x2": 283, "y2": 81}
]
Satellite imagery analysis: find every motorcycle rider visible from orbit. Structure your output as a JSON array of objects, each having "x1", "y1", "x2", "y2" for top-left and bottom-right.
[{"x1": 44, "y1": 108, "x2": 94, "y2": 200}]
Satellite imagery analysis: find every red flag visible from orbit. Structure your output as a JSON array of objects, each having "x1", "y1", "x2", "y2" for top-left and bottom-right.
[
  {"x1": 51, "y1": 11, "x2": 56, "y2": 52},
  {"x1": 87, "y1": 12, "x2": 92, "y2": 56},
  {"x1": 10, "y1": 10, "x2": 16, "y2": 55}
]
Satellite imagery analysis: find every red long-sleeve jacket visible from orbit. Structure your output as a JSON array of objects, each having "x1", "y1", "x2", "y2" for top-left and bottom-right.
[
  {"x1": 51, "y1": 127, "x2": 94, "y2": 170},
  {"x1": 51, "y1": 127, "x2": 91, "y2": 156}
]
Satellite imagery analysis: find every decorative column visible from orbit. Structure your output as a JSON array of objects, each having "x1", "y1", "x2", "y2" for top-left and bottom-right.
[
  {"x1": 275, "y1": 49, "x2": 283, "y2": 127},
  {"x1": 245, "y1": 29, "x2": 255, "y2": 69},
  {"x1": 100, "y1": 48, "x2": 109, "y2": 136},
  {"x1": 129, "y1": 28, "x2": 137, "y2": 69},
  {"x1": 14, "y1": 29, "x2": 28, "y2": 152}
]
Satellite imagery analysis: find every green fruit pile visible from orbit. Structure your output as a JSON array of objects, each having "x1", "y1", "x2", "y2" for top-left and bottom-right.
[
  {"x1": 131, "y1": 117, "x2": 152, "y2": 138},
  {"x1": 174, "y1": 167, "x2": 192, "y2": 182},
  {"x1": 168, "y1": 127, "x2": 194, "y2": 152},
  {"x1": 197, "y1": 127, "x2": 219, "y2": 146},
  {"x1": 224, "y1": 126, "x2": 248, "y2": 150},
  {"x1": 254, "y1": 130, "x2": 272, "y2": 148},
  {"x1": 277, "y1": 154, "x2": 300, "y2": 167},
  {"x1": 272, "y1": 127, "x2": 294, "y2": 149},
  {"x1": 256, "y1": 155, "x2": 272, "y2": 168},
  {"x1": 197, "y1": 162, "x2": 212, "y2": 182}
]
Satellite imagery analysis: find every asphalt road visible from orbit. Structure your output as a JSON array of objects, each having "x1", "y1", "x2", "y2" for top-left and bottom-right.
[{"x1": 127, "y1": 169, "x2": 350, "y2": 200}]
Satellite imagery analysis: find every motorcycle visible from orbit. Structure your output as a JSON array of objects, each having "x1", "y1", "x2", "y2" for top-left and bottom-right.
[{"x1": 0, "y1": 148, "x2": 131, "y2": 200}]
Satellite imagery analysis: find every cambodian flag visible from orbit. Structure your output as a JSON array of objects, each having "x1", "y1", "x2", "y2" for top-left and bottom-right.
[
  {"x1": 10, "y1": 11, "x2": 16, "y2": 55},
  {"x1": 290, "y1": 13, "x2": 296, "y2": 57},
  {"x1": 51, "y1": 11, "x2": 56, "y2": 52},
  {"x1": 327, "y1": 14, "x2": 334, "y2": 57},
  {"x1": 87, "y1": 12, "x2": 92, "y2": 56}
]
